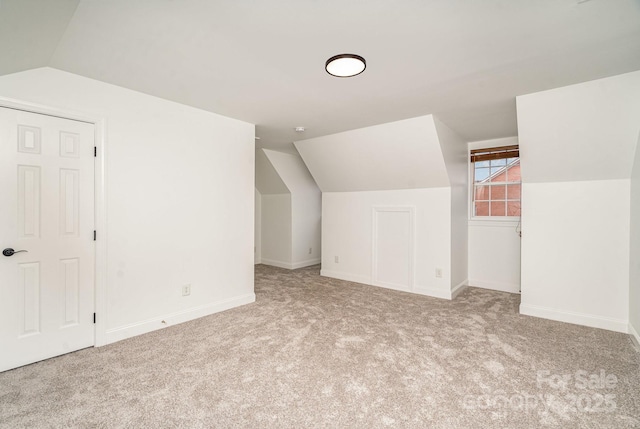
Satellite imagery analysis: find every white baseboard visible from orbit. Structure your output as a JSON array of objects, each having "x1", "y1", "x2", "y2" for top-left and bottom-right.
[
  {"x1": 261, "y1": 258, "x2": 321, "y2": 270},
  {"x1": 291, "y1": 258, "x2": 321, "y2": 269},
  {"x1": 413, "y1": 286, "x2": 452, "y2": 300},
  {"x1": 451, "y1": 279, "x2": 468, "y2": 299},
  {"x1": 469, "y1": 279, "x2": 520, "y2": 294},
  {"x1": 629, "y1": 323, "x2": 640, "y2": 350},
  {"x1": 320, "y1": 269, "x2": 371, "y2": 286},
  {"x1": 371, "y1": 277, "x2": 413, "y2": 292},
  {"x1": 260, "y1": 258, "x2": 292, "y2": 269},
  {"x1": 254, "y1": 259, "x2": 261, "y2": 265},
  {"x1": 103, "y1": 293, "x2": 255, "y2": 345},
  {"x1": 322, "y1": 269, "x2": 459, "y2": 301},
  {"x1": 414, "y1": 279, "x2": 468, "y2": 300},
  {"x1": 520, "y1": 303, "x2": 628, "y2": 333}
]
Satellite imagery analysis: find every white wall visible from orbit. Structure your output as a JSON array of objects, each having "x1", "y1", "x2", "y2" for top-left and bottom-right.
[
  {"x1": 291, "y1": 192, "x2": 321, "y2": 268},
  {"x1": 0, "y1": 67, "x2": 255, "y2": 344},
  {"x1": 322, "y1": 189, "x2": 456, "y2": 299},
  {"x1": 517, "y1": 71, "x2": 640, "y2": 333},
  {"x1": 630, "y1": 133, "x2": 640, "y2": 343},
  {"x1": 263, "y1": 150, "x2": 321, "y2": 268},
  {"x1": 260, "y1": 193, "x2": 292, "y2": 268},
  {"x1": 254, "y1": 188, "x2": 261, "y2": 264},
  {"x1": 467, "y1": 137, "x2": 521, "y2": 294},
  {"x1": 255, "y1": 149, "x2": 292, "y2": 268},
  {"x1": 520, "y1": 180, "x2": 630, "y2": 332},
  {"x1": 297, "y1": 114, "x2": 469, "y2": 298},
  {"x1": 468, "y1": 221, "x2": 521, "y2": 293},
  {"x1": 434, "y1": 118, "x2": 468, "y2": 292}
]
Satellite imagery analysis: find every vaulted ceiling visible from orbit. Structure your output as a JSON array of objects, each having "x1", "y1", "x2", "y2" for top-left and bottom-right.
[{"x1": 2, "y1": 0, "x2": 640, "y2": 152}]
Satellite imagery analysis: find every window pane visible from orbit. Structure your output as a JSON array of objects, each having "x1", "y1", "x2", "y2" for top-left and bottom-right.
[
  {"x1": 474, "y1": 185, "x2": 489, "y2": 201},
  {"x1": 474, "y1": 167, "x2": 490, "y2": 182},
  {"x1": 475, "y1": 201, "x2": 489, "y2": 216},
  {"x1": 490, "y1": 167, "x2": 508, "y2": 182},
  {"x1": 507, "y1": 184, "x2": 521, "y2": 199},
  {"x1": 472, "y1": 154, "x2": 520, "y2": 218},
  {"x1": 507, "y1": 201, "x2": 521, "y2": 216},
  {"x1": 490, "y1": 201, "x2": 506, "y2": 216},
  {"x1": 506, "y1": 162, "x2": 521, "y2": 182},
  {"x1": 492, "y1": 184, "x2": 506, "y2": 199}
]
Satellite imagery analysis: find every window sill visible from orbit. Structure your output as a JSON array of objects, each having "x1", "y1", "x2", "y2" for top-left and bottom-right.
[{"x1": 468, "y1": 218, "x2": 520, "y2": 227}]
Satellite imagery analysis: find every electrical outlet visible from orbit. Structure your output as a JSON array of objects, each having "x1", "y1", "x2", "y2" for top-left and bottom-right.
[
  {"x1": 335, "y1": 256, "x2": 339, "y2": 263},
  {"x1": 182, "y1": 284, "x2": 191, "y2": 296},
  {"x1": 435, "y1": 268, "x2": 443, "y2": 278},
  {"x1": 308, "y1": 247, "x2": 312, "y2": 255}
]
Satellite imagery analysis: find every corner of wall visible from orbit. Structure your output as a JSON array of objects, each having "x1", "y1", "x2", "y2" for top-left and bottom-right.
[
  {"x1": 433, "y1": 117, "x2": 468, "y2": 290},
  {"x1": 520, "y1": 303, "x2": 629, "y2": 334},
  {"x1": 254, "y1": 188, "x2": 261, "y2": 264},
  {"x1": 629, "y1": 323, "x2": 640, "y2": 349},
  {"x1": 104, "y1": 293, "x2": 256, "y2": 344},
  {"x1": 629, "y1": 130, "x2": 640, "y2": 343},
  {"x1": 451, "y1": 281, "x2": 468, "y2": 299}
]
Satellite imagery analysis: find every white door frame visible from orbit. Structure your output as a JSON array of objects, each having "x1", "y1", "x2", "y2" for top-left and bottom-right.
[{"x1": 0, "y1": 96, "x2": 108, "y2": 347}]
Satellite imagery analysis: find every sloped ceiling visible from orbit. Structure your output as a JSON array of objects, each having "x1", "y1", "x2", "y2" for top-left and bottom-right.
[
  {"x1": 517, "y1": 70, "x2": 640, "y2": 183},
  {"x1": 294, "y1": 115, "x2": 449, "y2": 192},
  {"x1": 2, "y1": 0, "x2": 640, "y2": 152},
  {"x1": 262, "y1": 150, "x2": 320, "y2": 195},
  {"x1": 0, "y1": 0, "x2": 79, "y2": 75},
  {"x1": 255, "y1": 149, "x2": 289, "y2": 195}
]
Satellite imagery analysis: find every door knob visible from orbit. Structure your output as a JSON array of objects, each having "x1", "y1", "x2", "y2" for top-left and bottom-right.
[{"x1": 2, "y1": 248, "x2": 28, "y2": 257}]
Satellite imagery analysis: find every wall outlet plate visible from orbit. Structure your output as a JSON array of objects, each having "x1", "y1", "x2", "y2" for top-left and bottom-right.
[{"x1": 182, "y1": 284, "x2": 191, "y2": 296}]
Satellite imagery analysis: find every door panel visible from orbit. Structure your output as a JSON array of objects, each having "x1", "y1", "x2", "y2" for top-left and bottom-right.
[
  {"x1": 373, "y1": 208, "x2": 414, "y2": 292},
  {"x1": 0, "y1": 107, "x2": 95, "y2": 372}
]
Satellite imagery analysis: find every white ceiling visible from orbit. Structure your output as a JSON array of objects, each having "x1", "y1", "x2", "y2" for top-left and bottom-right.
[{"x1": 2, "y1": 0, "x2": 640, "y2": 152}]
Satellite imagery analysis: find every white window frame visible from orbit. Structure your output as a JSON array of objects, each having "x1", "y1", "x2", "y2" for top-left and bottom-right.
[{"x1": 468, "y1": 144, "x2": 521, "y2": 222}]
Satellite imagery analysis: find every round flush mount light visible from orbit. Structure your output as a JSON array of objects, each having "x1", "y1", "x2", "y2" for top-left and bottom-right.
[{"x1": 325, "y1": 54, "x2": 366, "y2": 78}]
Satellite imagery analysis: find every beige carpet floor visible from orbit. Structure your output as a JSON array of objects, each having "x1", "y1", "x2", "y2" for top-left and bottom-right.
[{"x1": 1, "y1": 264, "x2": 639, "y2": 428}]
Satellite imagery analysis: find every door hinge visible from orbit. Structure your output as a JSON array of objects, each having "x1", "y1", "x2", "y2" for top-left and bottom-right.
[
  {"x1": 93, "y1": 230, "x2": 96, "y2": 241},
  {"x1": 93, "y1": 313, "x2": 96, "y2": 324},
  {"x1": 94, "y1": 146, "x2": 97, "y2": 157}
]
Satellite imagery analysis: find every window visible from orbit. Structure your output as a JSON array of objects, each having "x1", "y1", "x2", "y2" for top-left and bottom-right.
[{"x1": 471, "y1": 145, "x2": 521, "y2": 217}]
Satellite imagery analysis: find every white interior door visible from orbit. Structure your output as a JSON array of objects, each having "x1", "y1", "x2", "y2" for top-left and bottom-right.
[{"x1": 0, "y1": 107, "x2": 95, "y2": 372}]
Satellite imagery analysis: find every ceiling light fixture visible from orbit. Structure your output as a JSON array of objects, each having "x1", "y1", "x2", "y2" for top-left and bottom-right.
[
  {"x1": 295, "y1": 127, "x2": 305, "y2": 132},
  {"x1": 325, "y1": 54, "x2": 366, "y2": 78}
]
